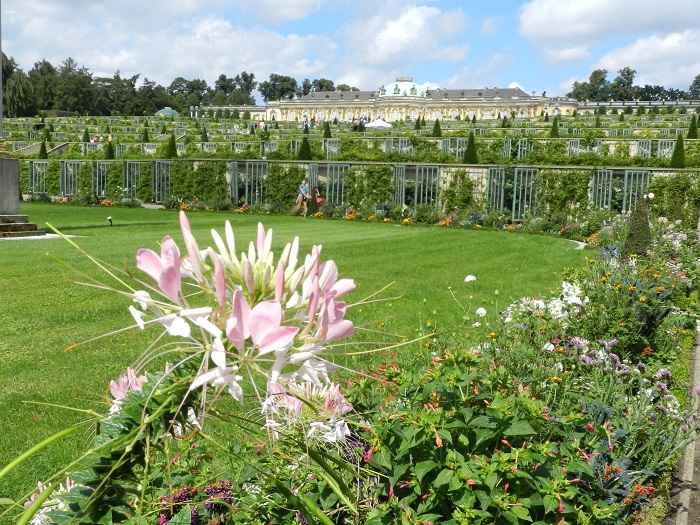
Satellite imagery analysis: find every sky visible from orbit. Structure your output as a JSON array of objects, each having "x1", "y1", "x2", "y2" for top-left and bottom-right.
[{"x1": 4, "y1": 0, "x2": 700, "y2": 103}]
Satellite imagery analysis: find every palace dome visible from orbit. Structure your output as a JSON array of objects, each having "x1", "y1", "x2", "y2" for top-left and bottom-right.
[{"x1": 377, "y1": 77, "x2": 426, "y2": 98}]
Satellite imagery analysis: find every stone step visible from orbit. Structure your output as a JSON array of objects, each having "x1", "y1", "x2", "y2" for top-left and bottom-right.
[
  {"x1": 0, "y1": 221, "x2": 43, "y2": 232},
  {"x1": 0, "y1": 229, "x2": 46, "y2": 238},
  {"x1": 0, "y1": 215, "x2": 30, "y2": 224}
]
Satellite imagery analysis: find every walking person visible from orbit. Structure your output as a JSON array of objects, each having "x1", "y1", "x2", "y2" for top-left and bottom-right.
[{"x1": 292, "y1": 179, "x2": 311, "y2": 216}]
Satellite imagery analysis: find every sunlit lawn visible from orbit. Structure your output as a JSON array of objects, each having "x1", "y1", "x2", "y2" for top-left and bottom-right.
[{"x1": 0, "y1": 202, "x2": 590, "y2": 500}]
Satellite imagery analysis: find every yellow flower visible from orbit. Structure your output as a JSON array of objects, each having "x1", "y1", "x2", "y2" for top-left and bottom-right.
[
  {"x1": 600, "y1": 277, "x2": 607, "y2": 282},
  {"x1": 548, "y1": 376, "x2": 562, "y2": 383},
  {"x1": 383, "y1": 217, "x2": 390, "y2": 222},
  {"x1": 653, "y1": 274, "x2": 661, "y2": 279},
  {"x1": 657, "y1": 286, "x2": 665, "y2": 292},
  {"x1": 639, "y1": 296, "x2": 647, "y2": 302},
  {"x1": 627, "y1": 286, "x2": 636, "y2": 291}
]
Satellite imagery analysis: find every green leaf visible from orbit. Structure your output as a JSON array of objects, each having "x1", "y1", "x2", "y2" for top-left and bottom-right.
[
  {"x1": 370, "y1": 448, "x2": 393, "y2": 470},
  {"x1": 415, "y1": 460, "x2": 438, "y2": 484},
  {"x1": 169, "y1": 505, "x2": 193, "y2": 525},
  {"x1": 503, "y1": 419, "x2": 536, "y2": 436},
  {"x1": 469, "y1": 415, "x2": 497, "y2": 428},
  {"x1": 510, "y1": 505, "x2": 533, "y2": 522},
  {"x1": 434, "y1": 468, "x2": 454, "y2": 488},
  {"x1": 436, "y1": 428, "x2": 453, "y2": 445},
  {"x1": 543, "y1": 494, "x2": 559, "y2": 514}
]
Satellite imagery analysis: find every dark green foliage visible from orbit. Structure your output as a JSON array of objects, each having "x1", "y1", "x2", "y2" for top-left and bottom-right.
[
  {"x1": 471, "y1": 114, "x2": 476, "y2": 124},
  {"x1": 619, "y1": 112, "x2": 624, "y2": 122},
  {"x1": 243, "y1": 110, "x2": 251, "y2": 120},
  {"x1": 431, "y1": 119, "x2": 442, "y2": 137},
  {"x1": 414, "y1": 118, "x2": 420, "y2": 130},
  {"x1": 548, "y1": 116, "x2": 559, "y2": 138},
  {"x1": 595, "y1": 116, "x2": 601, "y2": 128},
  {"x1": 136, "y1": 162, "x2": 153, "y2": 202},
  {"x1": 463, "y1": 131, "x2": 478, "y2": 164},
  {"x1": 442, "y1": 168, "x2": 476, "y2": 211},
  {"x1": 106, "y1": 161, "x2": 122, "y2": 197},
  {"x1": 297, "y1": 136, "x2": 312, "y2": 160},
  {"x1": 621, "y1": 197, "x2": 652, "y2": 259},
  {"x1": 323, "y1": 121, "x2": 331, "y2": 138},
  {"x1": 161, "y1": 124, "x2": 167, "y2": 134},
  {"x1": 176, "y1": 161, "x2": 228, "y2": 203},
  {"x1": 345, "y1": 165, "x2": 393, "y2": 208},
  {"x1": 636, "y1": 106, "x2": 645, "y2": 115},
  {"x1": 43, "y1": 127, "x2": 51, "y2": 142},
  {"x1": 82, "y1": 129, "x2": 90, "y2": 143},
  {"x1": 201, "y1": 126, "x2": 208, "y2": 142},
  {"x1": 669, "y1": 134, "x2": 686, "y2": 168},
  {"x1": 45, "y1": 160, "x2": 60, "y2": 195},
  {"x1": 303, "y1": 123, "x2": 310, "y2": 135},
  {"x1": 37, "y1": 141, "x2": 48, "y2": 159},
  {"x1": 162, "y1": 133, "x2": 177, "y2": 159},
  {"x1": 232, "y1": 108, "x2": 240, "y2": 119},
  {"x1": 78, "y1": 161, "x2": 93, "y2": 198},
  {"x1": 687, "y1": 115, "x2": 698, "y2": 139},
  {"x1": 421, "y1": 116, "x2": 426, "y2": 127},
  {"x1": 250, "y1": 124, "x2": 256, "y2": 134},
  {"x1": 103, "y1": 141, "x2": 115, "y2": 160},
  {"x1": 141, "y1": 128, "x2": 150, "y2": 142},
  {"x1": 267, "y1": 164, "x2": 304, "y2": 207},
  {"x1": 357, "y1": 120, "x2": 365, "y2": 132}
]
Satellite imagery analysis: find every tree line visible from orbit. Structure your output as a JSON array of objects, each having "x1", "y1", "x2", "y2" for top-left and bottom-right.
[
  {"x1": 0, "y1": 53, "x2": 357, "y2": 118},
  {"x1": 567, "y1": 66, "x2": 700, "y2": 102}
]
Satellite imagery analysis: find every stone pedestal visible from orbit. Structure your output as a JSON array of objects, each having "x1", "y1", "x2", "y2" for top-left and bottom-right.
[
  {"x1": 0, "y1": 157, "x2": 20, "y2": 215},
  {"x1": 0, "y1": 157, "x2": 45, "y2": 237}
]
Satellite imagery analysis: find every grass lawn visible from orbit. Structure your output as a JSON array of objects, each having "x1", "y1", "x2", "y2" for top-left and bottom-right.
[{"x1": 0, "y1": 202, "x2": 590, "y2": 501}]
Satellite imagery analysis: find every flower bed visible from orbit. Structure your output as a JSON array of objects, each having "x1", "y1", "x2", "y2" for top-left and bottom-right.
[{"x1": 4, "y1": 211, "x2": 700, "y2": 525}]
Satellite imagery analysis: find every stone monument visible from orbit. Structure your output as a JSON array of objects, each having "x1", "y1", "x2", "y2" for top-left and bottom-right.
[{"x1": 0, "y1": 145, "x2": 45, "y2": 237}]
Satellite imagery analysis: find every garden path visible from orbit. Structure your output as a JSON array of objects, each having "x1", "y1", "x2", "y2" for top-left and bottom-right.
[{"x1": 665, "y1": 319, "x2": 700, "y2": 525}]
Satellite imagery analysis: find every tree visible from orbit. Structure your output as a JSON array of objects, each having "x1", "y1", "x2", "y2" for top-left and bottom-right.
[
  {"x1": 162, "y1": 133, "x2": 177, "y2": 159},
  {"x1": 5, "y1": 70, "x2": 32, "y2": 117},
  {"x1": 312, "y1": 78, "x2": 335, "y2": 92},
  {"x1": 104, "y1": 140, "x2": 115, "y2": 160},
  {"x1": 297, "y1": 136, "x2": 312, "y2": 160},
  {"x1": 37, "y1": 141, "x2": 48, "y2": 159},
  {"x1": 201, "y1": 126, "x2": 208, "y2": 142},
  {"x1": 463, "y1": 132, "x2": 478, "y2": 164},
  {"x1": 689, "y1": 74, "x2": 700, "y2": 100},
  {"x1": 258, "y1": 73, "x2": 298, "y2": 102},
  {"x1": 609, "y1": 67, "x2": 637, "y2": 101},
  {"x1": 27, "y1": 59, "x2": 58, "y2": 113},
  {"x1": 54, "y1": 57, "x2": 94, "y2": 114},
  {"x1": 431, "y1": 119, "x2": 442, "y2": 137},
  {"x1": 336, "y1": 84, "x2": 359, "y2": 91},
  {"x1": 82, "y1": 129, "x2": 90, "y2": 142},
  {"x1": 471, "y1": 114, "x2": 476, "y2": 124},
  {"x1": 297, "y1": 78, "x2": 313, "y2": 97},
  {"x1": 141, "y1": 128, "x2": 150, "y2": 142},
  {"x1": 669, "y1": 134, "x2": 686, "y2": 168},
  {"x1": 619, "y1": 111, "x2": 624, "y2": 122},
  {"x1": 232, "y1": 108, "x2": 240, "y2": 119},
  {"x1": 549, "y1": 116, "x2": 559, "y2": 138},
  {"x1": 688, "y1": 115, "x2": 698, "y2": 139},
  {"x1": 567, "y1": 69, "x2": 610, "y2": 101},
  {"x1": 303, "y1": 123, "x2": 309, "y2": 135},
  {"x1": 621, "y1": 197, "x2": 652, "y2": 259},
  {"x1": 414, "y1": 118, "x2": 421, "y2": 130},
  {"x1": 323, "y1": 121, "x2": 332, "y2": 139}
]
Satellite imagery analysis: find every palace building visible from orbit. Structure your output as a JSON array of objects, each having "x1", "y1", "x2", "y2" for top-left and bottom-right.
[{"x1": 207, "y1": 77, "x2": 578, "y2": 123}]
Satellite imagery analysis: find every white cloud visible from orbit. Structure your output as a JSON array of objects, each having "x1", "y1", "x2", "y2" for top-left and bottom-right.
[
  {"x1": 594, "y1": 30, "x2": 700, "y2": 89},
  {"x1": 543, "y1": 46, "x2": 590, "y2": 65},
  {"x1": 226, "y1": 0, "x2": 329, "y2": 24},
  {"x1": 481, "y1": 16, "x2": 501, "y2": 35}
]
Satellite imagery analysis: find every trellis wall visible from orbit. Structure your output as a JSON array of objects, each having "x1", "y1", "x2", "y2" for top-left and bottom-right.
[{"x1": 23, "y1": 159, "x2": 689, "y2": 221}]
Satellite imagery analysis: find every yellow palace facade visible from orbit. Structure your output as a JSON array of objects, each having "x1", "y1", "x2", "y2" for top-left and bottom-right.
[{"x1": 261, "y1": 77, "x2": 577, "y2": 123}]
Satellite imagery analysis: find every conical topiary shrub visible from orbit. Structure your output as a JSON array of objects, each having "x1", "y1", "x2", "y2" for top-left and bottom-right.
[
  {"x1": 669, "y1": 134, "x2": 686, "y2": 168},
  {"x1": 687, "y1": 115, "x2": 698, "y2": 139},
  {"x1": 621, "y1": 197, "x2": 652, "y2": 259},
  {"x1": 297, "y1": 136, "x2": 312, "y2": 160},
  {"x1": 463, "y1": 131, "x2": 478, "y2": 164},
  {"x1": 431, "y1": 119, "x2": 442, "y2": 137}
]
